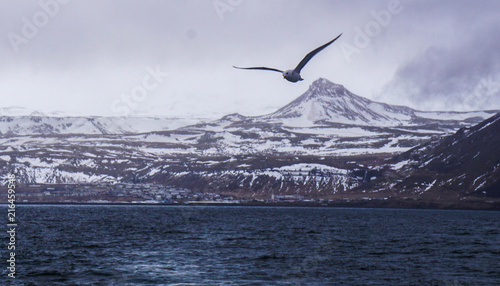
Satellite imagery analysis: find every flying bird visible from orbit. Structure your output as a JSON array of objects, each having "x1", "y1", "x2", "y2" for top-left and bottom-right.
[{"x1": 234, "y1": 33, "x2": 342, "y2": 83}]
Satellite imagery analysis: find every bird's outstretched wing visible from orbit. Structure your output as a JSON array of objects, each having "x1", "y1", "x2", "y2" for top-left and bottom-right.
[
  {"x1": 294, "y1": 33, "x2": 342, "y2": 73},
  {"x1": 233, "y1": 66, "x2": 283, "y2": 73}
]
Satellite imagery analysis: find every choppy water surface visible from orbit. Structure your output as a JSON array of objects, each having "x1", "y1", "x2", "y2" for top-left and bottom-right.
[{"x1": 1, "y1": 205, "x2": 499, "y2": 285}]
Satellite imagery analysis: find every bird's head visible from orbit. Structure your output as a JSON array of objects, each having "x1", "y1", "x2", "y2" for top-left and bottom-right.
[{"x1": 283, "y1": 70, "x2": 301, "y2": 82}]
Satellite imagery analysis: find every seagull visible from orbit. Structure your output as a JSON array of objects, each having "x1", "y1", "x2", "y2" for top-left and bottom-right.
[{"x1": 233, "y1": 33, "x2": 342, "y2": 83}]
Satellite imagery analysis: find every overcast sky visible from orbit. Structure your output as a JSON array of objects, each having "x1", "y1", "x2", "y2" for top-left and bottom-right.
[{"x1": 1, "y1": 0, "x2": 499, "y2": 118}]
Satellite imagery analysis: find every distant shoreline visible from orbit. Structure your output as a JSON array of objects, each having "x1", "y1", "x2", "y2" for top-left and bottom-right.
[{"x1": 3, "y1": 200, "x2": 499, "y2": 211}]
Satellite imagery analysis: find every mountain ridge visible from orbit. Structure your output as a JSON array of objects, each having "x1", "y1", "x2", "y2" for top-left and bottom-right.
[
  {"x1": 380, "y1": 112, "x2": 500, "y2": 198},
  {"x1": 1, "y1": 78, "x2": 499, "y2": 208},
  {"x1": 1, "y1": 78, "x2": 497, "y2": 136}
]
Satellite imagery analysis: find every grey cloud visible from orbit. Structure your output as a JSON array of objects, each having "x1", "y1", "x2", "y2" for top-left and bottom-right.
[
  {"x1": 381, "y1": 15, "x2": 500, "y2": 111},
  {"x1": 1, "y1": 0, "x2": 500, "y2": 116}
]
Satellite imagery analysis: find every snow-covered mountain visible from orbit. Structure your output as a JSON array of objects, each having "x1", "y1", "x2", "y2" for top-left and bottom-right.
[
  {"x1": 0, "y1": 116, "x2": 208, "y2": 135},
  {"x1": 266, "y1": 78, "x2": 416, "y2": 126},
  {"x1": 174, "y1": 78, "x2": 496, "y2": 156},
  {"x1": 0, "y1": 78, "x2": 498, "y2": 195},
  {"x1": 1, "y1": 79, "x2": 495, "y2": 136},
  {"x1": 380, "y1": 112, "x2": 500, "y2": 199},
  {"x1": 262, "y1": 78, "x2": 494, "y2": 127},
  {"x1": 0, "y1": 106, "x2": 89, "y2": 117}
]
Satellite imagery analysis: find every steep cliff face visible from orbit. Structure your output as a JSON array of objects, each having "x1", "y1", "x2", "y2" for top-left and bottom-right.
[{"x1": 382, "y1": 113, "x2": 500, "y2": 198}]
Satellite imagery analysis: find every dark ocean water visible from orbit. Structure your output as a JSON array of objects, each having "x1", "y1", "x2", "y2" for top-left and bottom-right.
[{"x1": 1, "y1": 205, "x2": 499, "y2": 286}]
